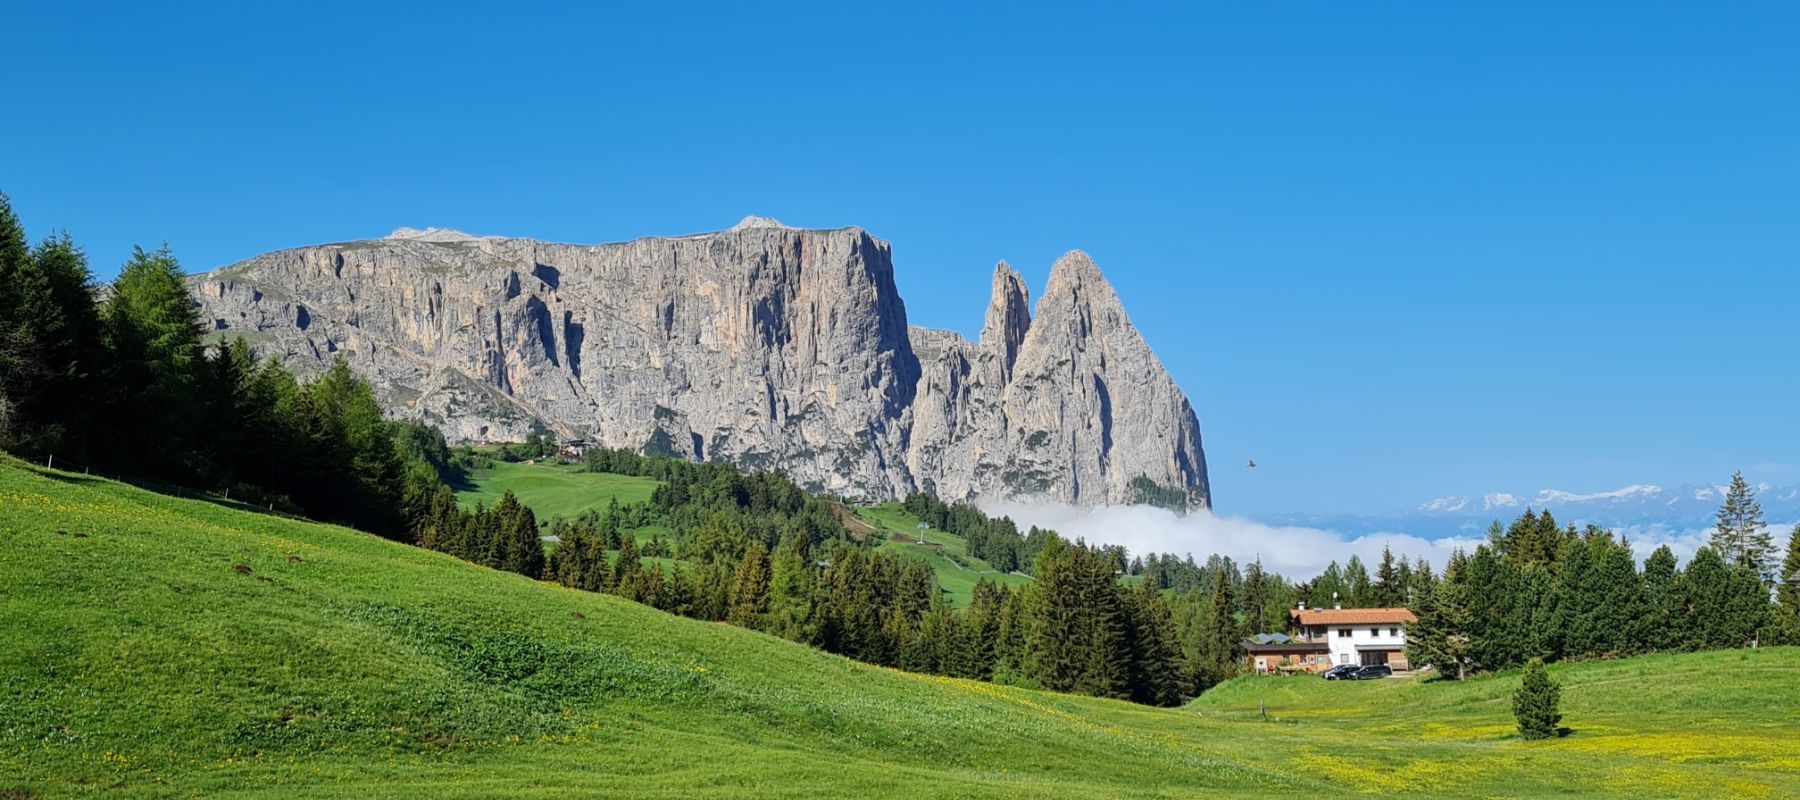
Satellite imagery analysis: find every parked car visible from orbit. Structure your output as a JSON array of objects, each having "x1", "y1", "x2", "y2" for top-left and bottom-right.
[
  {"x1": 1321, "y1": 664, "x2": 1361, "y2": 680},
  {"x1": 1352, "y1": 664, "x2": 1394, "y2": 680}
]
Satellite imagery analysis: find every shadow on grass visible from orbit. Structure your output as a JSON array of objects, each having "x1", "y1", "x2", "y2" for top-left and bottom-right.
[{"x1": 29, "y1": 464, "x2": 309, "y2": 524}]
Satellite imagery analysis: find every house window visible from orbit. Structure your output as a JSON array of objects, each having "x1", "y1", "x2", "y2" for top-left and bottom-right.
[
  {"x1": 1390, "y1": 628, "x2": 1399, "y2": 637},
  {"x1": 1370, "y1": 627, "x2": 1379, "y2": 636},
  {"x1": 1338, "y1": 628, "x2": 1351, "y2": 637}
]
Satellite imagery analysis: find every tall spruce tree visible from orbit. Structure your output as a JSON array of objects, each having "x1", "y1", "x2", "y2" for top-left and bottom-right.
[
  {"x1": 1406, "y1": 555, "x2": 1472, "y2": 679},
  {"x1": 102, "y1": 244, "x2": 206, "y2": 477},
  {"x1": 1343, "y1": 556, "x2": 1373, "y2": 608},
  {"x1": 1375, "y1": 546, "x2": 1401, "y2": 607},
  {"x1": 1026, "y1": 538, "x2": 1087, "y2": 692},
  {"x1": 1711, "y1": 471, "x2": 1773, "y2": 577},
  {"x1": 1240, "y1": 559, "x2": 1270, "y2": 634},
  {"x1": 0, "y1": 205, "x2": 103, "y2": 455},
  {"x1": 1774, "y1": 524, "x2": 1800, "y2": 644},
  {"x1": 1309, "y1": 561, "x2": 1347, "y2": 609},
  {"x1": 764, "y1": 535, "x2": 815, "y2": 642},
  {"x1": 1407, "y1": 557, "x2": 1436, "y2": 607},
  {"x1": 1183, "y1": 567, "x2": 1239, "y2": 693},
  {"x1": 1127, "y1": 577, "x2": 1186, "y2": 706},
  {"x1": 1640, "y1": 545, "x2": 1685, "y2": 651},
  {"x1": 1072, "y1": 545, "x2": 1131, "y2": 700},
  {"x1": 1781, "y1": 524, "x2": 1800, "y2": 613},
  {"x1": 1680, "y1": 547, "x2": 1765, "y2": 650},
  {"x1": 726, "y1": 540, "x2": 773, "y2": 629}
]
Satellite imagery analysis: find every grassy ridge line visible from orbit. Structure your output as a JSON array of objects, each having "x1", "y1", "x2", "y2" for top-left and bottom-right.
[{"x1": 5, "y1": 457, "x2": 1798, "y2": 798}]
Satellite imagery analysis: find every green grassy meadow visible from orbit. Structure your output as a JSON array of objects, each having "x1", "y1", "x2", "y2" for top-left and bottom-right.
[
  {"x1": 453, "y1": 460, "x2": 659, "y2": 520},
  {"x1": 861, "y1": 503, "x2": 1034, "y2": 606},
  {"x1": 456, "y1": 465, "x2": 1025, "y2": 605},
  {"x1": 4, "y1": 457, "x2": 1797, "y2": 798}
]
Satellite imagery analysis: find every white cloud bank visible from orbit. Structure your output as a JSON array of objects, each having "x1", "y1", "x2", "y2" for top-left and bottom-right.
[{"x1": 980, "y1": 501, "x2": 1786, "y2": 578}]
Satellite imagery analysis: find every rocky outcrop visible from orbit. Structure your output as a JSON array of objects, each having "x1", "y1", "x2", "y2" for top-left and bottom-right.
[{"x1": 189, "y1": 219, "x2": 1209, "y2": 508}]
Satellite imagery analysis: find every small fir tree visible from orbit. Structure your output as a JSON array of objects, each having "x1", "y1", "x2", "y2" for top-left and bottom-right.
[{"x1": 1512, "y1": 657, "x2": 1562, "y2": 740}]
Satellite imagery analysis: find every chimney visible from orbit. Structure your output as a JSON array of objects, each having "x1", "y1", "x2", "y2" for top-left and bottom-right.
[
  {"x1": 1334, "y1": 602, "x2": 1342, "y2": 610},
  {"x1": 1297, "y1": 601, "x2": 1306, "y2": 610}
]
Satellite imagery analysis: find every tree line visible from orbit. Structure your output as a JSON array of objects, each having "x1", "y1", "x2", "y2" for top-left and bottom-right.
[
  {"x1": 0, "y1": 192, "x2": 454, "y2": 539},
  {"x1": 1408, "y1": 480, "x2": 1800, "y2": 678}
]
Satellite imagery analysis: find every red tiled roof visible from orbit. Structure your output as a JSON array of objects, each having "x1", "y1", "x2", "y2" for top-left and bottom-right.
[{"x1": 1289, "y1": 607, "x2": 1418, "y2": 626}]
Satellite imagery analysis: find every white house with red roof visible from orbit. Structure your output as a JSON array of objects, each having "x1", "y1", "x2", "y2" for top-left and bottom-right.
[{"x1": 1290, "y1": 606, "x2": 1419, "y2": 669}]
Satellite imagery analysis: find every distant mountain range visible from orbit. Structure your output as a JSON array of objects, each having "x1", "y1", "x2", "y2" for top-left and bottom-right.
[{"x1": 1263, "y1": 481, "x2": 1800, "y2": 540}]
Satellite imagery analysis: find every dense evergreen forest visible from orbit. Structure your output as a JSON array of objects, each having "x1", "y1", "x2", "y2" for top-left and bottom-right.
[
  {"x1": 0, "y1": 193, "x2": 454, "y2": 540},
  {"x1": 5, "y1": 189, "x2": 1797, "y2": 708}
]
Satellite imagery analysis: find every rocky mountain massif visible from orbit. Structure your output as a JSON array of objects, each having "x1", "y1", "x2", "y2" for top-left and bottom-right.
[{"x1": 187, "y1": 218, "x2": 1209, "y2": 508}]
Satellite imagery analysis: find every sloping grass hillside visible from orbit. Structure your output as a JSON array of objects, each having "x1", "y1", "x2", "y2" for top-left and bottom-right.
[
  {"x1": 861, "y1": 503, "x2": 1034, "y2": 606},
  {"x1": 2, "y1": 456, "x2": 1797, "y2": 798},
  {"x1": 453, "y1": 460, "x2": 659, "y2": 520}
]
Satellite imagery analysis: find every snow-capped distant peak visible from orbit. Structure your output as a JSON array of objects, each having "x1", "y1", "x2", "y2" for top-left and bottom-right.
[
  {"x1": 1420, "y1": 492, "x2": 1525, "y2": 513},
  {"x1": 1483, "y1": 493, "x2": 1520, "y2": 510},
  {"x1": 1533, "y1": 485, "x2": 1663, "y2": 505}
]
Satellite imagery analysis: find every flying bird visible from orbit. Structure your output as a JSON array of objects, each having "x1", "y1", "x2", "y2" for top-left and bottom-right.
[{"x1": 1246, "y1": 459, "x2": 1257, "y2": 469}]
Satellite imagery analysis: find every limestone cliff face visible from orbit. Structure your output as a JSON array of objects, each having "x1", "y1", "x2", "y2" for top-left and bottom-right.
[{"x1": 189, "y1": 220, "x2": 1209, "y2": 508}]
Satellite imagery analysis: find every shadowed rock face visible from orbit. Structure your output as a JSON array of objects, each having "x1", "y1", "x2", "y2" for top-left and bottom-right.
[{"x1": 189, "y1": 220, "x2": 1209, "y2": 508}]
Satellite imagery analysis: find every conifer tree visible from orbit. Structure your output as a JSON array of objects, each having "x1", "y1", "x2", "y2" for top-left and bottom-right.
[
  {"x1": 726, "y1": 540, "x2": 772, "y2": 628},
  {"x1": 0, "y1": 202, "x2": 102, "y2": 455},
  {"x1": 1240, "y1": 559, "x2": 1270, "y2": 634},
  {"x1": 1072, "y1": 546, "x2": 1131, "y2": 700},
  {"x1": 1407, "y1": 557, "x2": 1436, "y2": 607},
  {"x1": 1679, "y1": 547, "x2": 1764, "y2": 650},
  {"x1": 1025, "y1": 538, "x2": 1086, "y2": 692},
  {"x1": 911, "y1": 595, "x2": 958, "y2": 675},
  {"x1": 1407, "y1": 567, "x2": 1473, "y2": 679},
  {"x1": 1375, "y1": 546, "x2": 1401, "y2": 607},
  {"x1": 1585, "y1": 533, "x2": 1645, "y2": 656},
  {"x1": 1640, "y1": 545, "x2": 1684, "y2": 651},
  {"x1": 1309, "y1": 561, "x2": 1346, "y2": 609},
  {"x1": 510, "y1": 497, "x2": 543, "y2": 578},
  {"x1": 1464, "y1": 545, "x2": 1534, "y2": 670},
  {"x1": 663, "y1": 564, "x2": 695, "y2": 617},
  {"x1": 1343, "y1": 555, "x2": 1373, "y2": 607},
  {"x1": 613, "y1": 535, "x2": 644, "y2": 601},
  {"x1": 1775, "y1": 524, "x2": 1800, "y2": 643},
  {"x1": 1513, "y1": 657, "x2": 1562, "y2": 740},
  {"x1": 1712, "y1": 471, "x2": 1772, "y2": 577},
  {"x1": 1127, "y1": 577, "x2": 1185, "y2": 706},
  {"x1": 957, "y1": 579, "x2": 1006, "y2": 680},
  {"x1": 764, "y1": 535, "x2": 815, "y2": 642},
  {"x1": 1184, "y1": 567, "x2": 1239, "y2": 693},
  {"x1": 993, "y1": 586, "x2": 1030, "y2": 684},
  {"x1": 101, "y1": 245, "x2": 206, "y2": 477}
]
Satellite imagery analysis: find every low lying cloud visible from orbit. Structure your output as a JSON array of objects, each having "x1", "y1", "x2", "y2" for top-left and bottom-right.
[
  {"x1": 980, "y1": 501, "x2": 1791, "y2": 579},
  {"x1": 982, "y1": 501, "x2": 1481, "y2": 577}
]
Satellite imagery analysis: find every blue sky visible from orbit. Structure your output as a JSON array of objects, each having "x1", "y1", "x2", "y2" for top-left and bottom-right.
[{"x1": 4, "y1": 2, "x2": 1797, "y2": 515}]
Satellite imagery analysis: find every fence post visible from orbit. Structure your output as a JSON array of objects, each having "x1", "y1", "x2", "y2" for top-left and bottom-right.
[{"x1": 46, "y1": 454, "x2": 53, "y2": 469}]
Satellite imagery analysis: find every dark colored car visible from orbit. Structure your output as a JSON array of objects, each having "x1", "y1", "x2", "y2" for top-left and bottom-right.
[
  {"x1": 1352, "y1": 664, "x2": 1394, "y2": 680},
  {"x1": 1321, "y1": 664, "x2": 1360, "y2": 680}
]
